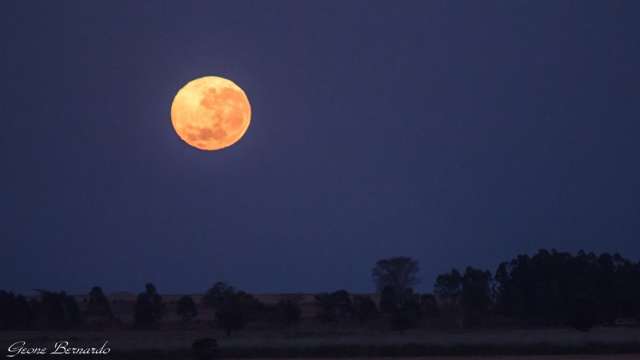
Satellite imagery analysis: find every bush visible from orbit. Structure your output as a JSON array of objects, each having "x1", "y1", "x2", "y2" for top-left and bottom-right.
[
  {"x1": 276, "y1": 298, "x2": 301, "y2": 327},
  {"x1": 315, "y1": 290, "x2": 353, "y2": 323},
  {"x1": 177, "y1": 295, "x2": 198, "y2": 322},
  {"x1": 0, "y1": 291, "x2": 34, "y2": 330},
  {"x1": 35, "y1": 290, "x2": 82, "y2": 329},
  {"x1": 353, "y1": 295, "x2": 378, "y2": 323}
]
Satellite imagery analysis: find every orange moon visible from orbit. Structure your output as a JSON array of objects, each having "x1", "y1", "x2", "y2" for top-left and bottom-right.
[{"x1": 171, "y1": 76, "x2": 251, "y2": 151}]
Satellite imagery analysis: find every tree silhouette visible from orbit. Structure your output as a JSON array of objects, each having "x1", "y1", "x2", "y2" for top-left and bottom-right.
[
  {"x1": 379, "y1": 286, "x2": 398, "y2": 313},
  {"x1": 434, "y1": 269, "x2": 462, "y2": 299},
  {"x1": 203, "y1": 282, "x2": 235, "y2": 309},
  {"x1": 461, "y1": 267, "x2": 492, "y2": 327},
  {"x1": 315, "y1": 290, "x2": 353, "y2": 323},
  {"x1": 390, "y1": 288, "x2": 421, "y2": 331},
  {"x1": 419, "y1": 294, "x2": 439, "y2": 317},
  {"x1": 216, "y1": 291, "x2": 262, "y2": 336},
  {"x1": 204, "y1": 283, "x2": 263, "y2": 336},
  {"x1": 0, "y1": 291, "x2": 34, "y2": 330},
  {"x1": 134, "y1": 283, "x2": 164, "y2": 328},
  {"x1": 86, "y1": 286, "x2": 112, "y2": 319},
  {"x1": 493, "y1": 249, "x2": 640, "y2": 329},
  {"x1": 372, "y1": 257, "x2": 419, "y2": 294},
  {"x1": 215, "y1": 301, "x2": 245, "y2": 336},
  {"x1": 434, "y1": 268, "x2": 491, "y2": 327},
  {"x1": 434, "y1": 269, "x2": 464, "y2": 328},
  {"x1": 353, "y1": 295, "x2": 378, "y2": 323},
  {"x1": 176, "y1": 295, "x2": 198, "y2": 322},
  {"x1": 35, "y1": 290, "x2": 82, "y2": 329}
]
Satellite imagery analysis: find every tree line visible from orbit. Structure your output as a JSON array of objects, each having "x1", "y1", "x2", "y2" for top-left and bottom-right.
[{"x1": 1, "y1": 249, "x2": 639, "y2": 334}]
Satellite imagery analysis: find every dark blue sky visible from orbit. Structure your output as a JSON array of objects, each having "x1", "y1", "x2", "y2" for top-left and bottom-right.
[{"x1": 1, "y1": 1, "x2": 639, "y2": 295}]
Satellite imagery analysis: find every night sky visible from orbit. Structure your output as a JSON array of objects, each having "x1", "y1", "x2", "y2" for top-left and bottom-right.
[{"x1": 2, "y1": 1, "x2": 639, "y2": 295}]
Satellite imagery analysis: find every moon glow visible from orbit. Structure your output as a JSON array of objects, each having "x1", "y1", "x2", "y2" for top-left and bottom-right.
[{"x1": 171, "y1": 76, "x2": 251, "y2": 151}]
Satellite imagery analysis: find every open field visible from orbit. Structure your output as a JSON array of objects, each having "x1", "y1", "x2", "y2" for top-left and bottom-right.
[{"x1": 4, "y1": 327, "x2": 640, "y2": 350}]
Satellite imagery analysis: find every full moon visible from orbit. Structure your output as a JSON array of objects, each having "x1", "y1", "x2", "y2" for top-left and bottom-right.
[{"x1": 171, "y1": 76, "x2": 251, "y2": 151}]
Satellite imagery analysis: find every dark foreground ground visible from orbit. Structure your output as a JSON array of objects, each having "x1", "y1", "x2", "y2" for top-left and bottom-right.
[
  {"x1": 2, "y1": 327, "x2": 640, "y2": 358},
  {"x1": 225, "y1": 357, "x2": 640, "y2": 360}
]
